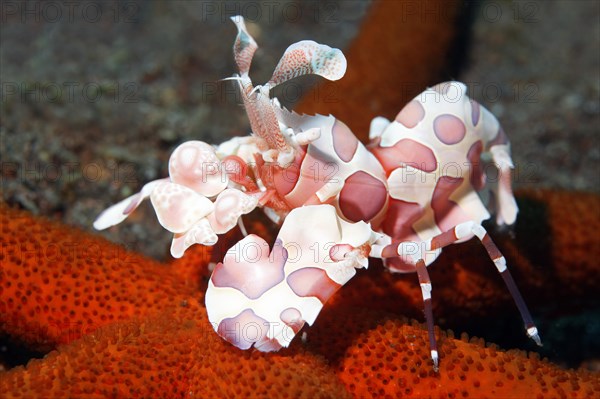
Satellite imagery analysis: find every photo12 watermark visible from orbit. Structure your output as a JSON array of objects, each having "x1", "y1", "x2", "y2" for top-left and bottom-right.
[
  {"x1": 1, "y1": 81, "x2": 139, "y2": 105},
  {"x1": 1, "y1": 1, "x2": 140, "y2": 24},
  {"x1": 194, "y1": 1, "x2": 341, "y2": 24},
  {"x1": 480, "y1": 1, "x2": 541, "y2": 24},
  {"x1": 1, "y1": 161, "x2": 140, "y2": 185}
]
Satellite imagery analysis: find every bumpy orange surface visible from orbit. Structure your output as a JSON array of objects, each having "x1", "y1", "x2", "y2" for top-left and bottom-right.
[
  {"x1": 2, "y1": 191, "x2": 599, "y2": 398},
  {"x1": 1, "y1": 301, "x2": 349, "y2": 399},
  {"x1": 2, "y1": 298, "x2": 599, "y2": 398},
  {"x1": 308, "y1": 308, "x2": 599, "y2": 399},
  {"x1": 0, "y1": 203, "x2": 202, "y2": 349}
]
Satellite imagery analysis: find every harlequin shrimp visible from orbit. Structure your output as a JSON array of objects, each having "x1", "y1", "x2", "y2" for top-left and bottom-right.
[{"x1": 94, "y1": 16, "x2": 541, "y2": 371}]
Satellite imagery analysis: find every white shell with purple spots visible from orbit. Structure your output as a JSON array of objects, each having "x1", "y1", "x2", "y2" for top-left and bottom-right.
[
  {"x1": 205, "y1": 204, "x2": 379, "y2": 351},
  {"x1": 93, "y1": 16, "x2": 527, "y2": 359},
  {"x1": 369, "y1": 82, "x2": 518, "y2": 272}
]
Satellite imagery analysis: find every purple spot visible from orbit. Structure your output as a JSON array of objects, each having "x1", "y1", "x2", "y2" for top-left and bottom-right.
[
  {"x1": 280, "y1": 308, "x2": 305, "y2": 334},
  {"x1": 434, "y1": 114, "x2": 466, "y2": 145},
  {"x1": 332, "y1": 120, "x2": 359, "y2": 162},
  {"x1": 339, "y1": 171, "x2": 387, "y2": 222},
  {"x1": 431, "y1": 176, "x2": 471, "y2": 233},
  {"x1": 395, "y1": 100, "x2": 425, "y2": 128},
  {"x1": 371, "y1": 139, "x2": 438, "y2": 173},
  {"x1": 211, "y1": 236, "x2": 287, "y2": 300},
  {"x1": 470, "y1": 100, "x2": 481, "y2": 126},
  {"x1": 273, "y1": 154, "x2": 303, "y2": 197},
  {"x1": 287, "y1": 267, "x2": 341, "y2": 304},
  {"x1": 467, "y1": 141, "x2": 486, "y2": 191},
  {"x1": 217, "y1": 308, "x2": 279, "y2": 351},
  {"x1": 380, "y1": 199, "x2": 424, "y2": 242},
  {"x1": 487, "y1": 127, "x2": 508, "y2": 149}
]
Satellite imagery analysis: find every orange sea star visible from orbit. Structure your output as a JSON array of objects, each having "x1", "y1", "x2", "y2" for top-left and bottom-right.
[{"x1": 1, "y1": 190, "x2": 599, "y2": 398}]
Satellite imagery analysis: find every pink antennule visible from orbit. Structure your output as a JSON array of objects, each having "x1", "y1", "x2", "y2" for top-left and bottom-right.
[
  {"x1": 229, "y1": 16, "x2": 289, "y2": 153},
  {"x1": 268, "y1": 40, "x2": 347, "y2": 88},
  {"x1": 230, "y1": 15, "x2": 257, "y2": 76}
]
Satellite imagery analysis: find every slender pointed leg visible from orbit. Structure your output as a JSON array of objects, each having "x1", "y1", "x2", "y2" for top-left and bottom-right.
[
  {"x1": 429, "y1": 222, "x2": 542, "y2": 346},
  {"x1": 415, "y1": 259, "x2": 439, "y2": 372},
  {"x1": 378, "y1": 241, "x2": 440, "y2": 371},
  {"x1": 474, "y1": 227, "x2": 542, "y2": 346},
  {"x1": 370, "y1": 220, "x2": 541, "y2": 371}
]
